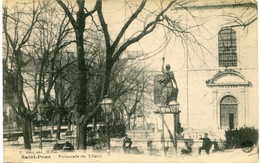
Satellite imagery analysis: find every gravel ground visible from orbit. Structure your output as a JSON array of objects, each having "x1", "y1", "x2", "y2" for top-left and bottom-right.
[{"x1": 3, "y1": 135, "x2": 259, "y2": 163}]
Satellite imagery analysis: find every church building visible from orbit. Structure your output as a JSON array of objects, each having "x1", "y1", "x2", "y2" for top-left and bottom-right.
[{"x1": 153, "y1": 0, "x2": 258, "y2": 139}]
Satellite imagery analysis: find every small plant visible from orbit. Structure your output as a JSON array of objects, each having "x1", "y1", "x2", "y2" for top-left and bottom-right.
[{"x1": 224, "y1": 126, "x2": 258, "y2": 149}]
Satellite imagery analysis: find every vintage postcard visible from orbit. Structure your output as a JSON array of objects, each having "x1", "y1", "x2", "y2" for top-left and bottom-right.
[{"x1": 2, "y1": 0, "x2": 259, "y2": 162}]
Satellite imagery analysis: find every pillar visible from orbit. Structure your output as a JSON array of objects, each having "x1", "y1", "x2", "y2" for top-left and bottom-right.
[
  {"x1": 212, "y1": 90, "x2": 219, "y2": 129},
  {"x1": 240, "y1": 90, "x2": 246, "y2": 127}
]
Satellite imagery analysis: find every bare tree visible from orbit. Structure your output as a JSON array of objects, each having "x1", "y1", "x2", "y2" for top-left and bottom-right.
[
  {"x1": 55, "y1": 0, "x2": 177, "y2": 149},
  {"x1": 51, "y1": 52, "x2": 77, "y2": 139},
  {"x1": 56, "y1": 0, "x2": 99, "y2": 149},
  {"x1": 3, "y1": 1, "x2": 51, "y2": 149},
  {"x1": 110, "y1": 59, "x2": 152, "y2": 130},
  {"x1": 3, "y1": 0, "x2": 75, "y2": 149}
]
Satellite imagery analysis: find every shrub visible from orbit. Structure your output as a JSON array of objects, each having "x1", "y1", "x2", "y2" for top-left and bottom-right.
[
  {"x1": 224, "y1": 127, "x2": 258, "y2": 149},
  {"x1": 96, "y1": 120, "x2": 126, "y2": 139},
  {"x1": 110, "y1": 120, "x2": 126, "y2": 138}
]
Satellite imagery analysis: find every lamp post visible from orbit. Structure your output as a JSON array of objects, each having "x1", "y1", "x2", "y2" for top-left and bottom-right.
[
  {"x1": 168, "y1": 100, "x2": 180, "y2": 155},
  {"x1": 37, "y1": 102, "x2": 48, "y2": 149},
  {"x1": 6, "y1": 106, "x2": 11, "y2": 135},
  {"x1": 100, "y1": 95, "x2": 113, "y2": 155}
]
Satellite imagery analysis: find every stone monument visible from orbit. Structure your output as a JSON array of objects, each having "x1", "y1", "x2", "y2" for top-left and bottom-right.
[
  {"x1": 158, "y1": 57, "x2": 178, "y2": 106},
  {"x1": 153, "y1": 57, "x2": 181, "y2": 156}
]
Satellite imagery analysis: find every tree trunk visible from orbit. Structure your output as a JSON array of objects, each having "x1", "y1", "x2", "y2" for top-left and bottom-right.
[
  {"x1": 22, "y1": 116, "x2": 31, "y2": 149},
  {"x1": 68, "y1": 120, "x2": 71, "y2": 131},
  {"x1": 132, "y1": 111, "x2": 136, "y2": 130},
  {"x1": 31, "y1": 120, "x2": 34, "y2": 142},
  {"x1": 51, "y1": 114, "x2": 54, "y2": 136},
  {"x1": 92, "y1": 118, "x2": 96, "y2": 132},
  {"x1": 127, "y1": 115, "x2": 131, "y2": 130},
  {"x1": 28, "y1": 118, "x2": 33, "y2": 143},
  {"x1": 102, "y1": 62, "x2": 113, "y2": 96},
  {"x1": 76, "y1": 120, "x2": 87, "y2": 150},
  {"x1": 74, "y1": 9, "x2": 88, "y2": 148},
  {"x1": 56, "y1": 113, "x2": 62, "y2": 140}
]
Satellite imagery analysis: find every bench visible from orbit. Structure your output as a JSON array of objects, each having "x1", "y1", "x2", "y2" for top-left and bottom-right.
[
  {"x1": 42, "y1": 132, "x2": 53, "y2": 141},
  {"x1": 63, "y1": 131, "x2": 73, "y2": 138},
  {"x1": 35, "y1": 131, "x2": 53, "y2": 141},
  {"x1": 4, "y1": 135, "x2": 19, "y2": 145},
  {"x1": 53, "y1": 143, "x2": 66, "y2": 150},
  {"x1": 53, "y1": 142, "x2": 74, "y2": 151}
]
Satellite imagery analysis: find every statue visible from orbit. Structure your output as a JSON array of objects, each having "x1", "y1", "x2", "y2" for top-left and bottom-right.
[{"x1": 158, "y1": 57, "x2": 178, "y2": 105}]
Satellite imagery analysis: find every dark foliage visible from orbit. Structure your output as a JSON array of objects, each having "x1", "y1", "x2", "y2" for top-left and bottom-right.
[
  {"x1": 110, "y1": 120, "x2": 126, "y2": 138},
  {"x1": 224, "y1": 127, "x2": 258, "y2": 149},
  {"x1": 86, "y1": 119, "x2": 126, "y2": 147},
  {"x1": 177, "y1": 122, "x2": 184, "y2": 134},
  {"x1": 99, "y1": 120, "x2": 126, "y2": 138}
]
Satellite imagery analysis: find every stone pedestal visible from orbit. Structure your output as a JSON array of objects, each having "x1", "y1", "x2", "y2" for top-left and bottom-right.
[{"x1": 154, "y1": 100, "x2": 181, "y2": 156}]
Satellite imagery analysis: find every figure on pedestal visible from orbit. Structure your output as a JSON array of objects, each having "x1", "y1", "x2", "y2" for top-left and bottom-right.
[{"x1": 158, "y1": 57, "x2": 178, "y2": 105}]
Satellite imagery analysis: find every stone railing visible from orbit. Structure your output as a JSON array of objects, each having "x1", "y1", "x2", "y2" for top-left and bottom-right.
[
  {"x1": 182, "y1": 128, "x2": 226, "y2": 140},
  {"x1": 126, "y1": 129, "x2": 154, "y2": 139},
  {"x1": 109, "y1": 128, "x2": 226, "y2": 155}
]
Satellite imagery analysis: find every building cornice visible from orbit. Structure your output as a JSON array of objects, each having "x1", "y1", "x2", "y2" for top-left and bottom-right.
[
  {"x1": 206, "y1": 69, "x2": 252, "y2": 87},
  {"x1": 174, "y1": 2, "x2": 257, "y2": 10}
]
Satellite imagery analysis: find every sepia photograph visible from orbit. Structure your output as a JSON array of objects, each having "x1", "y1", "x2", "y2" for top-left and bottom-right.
[{"x1": 2, "y1": 0, "x2": 259, "y2": 162}]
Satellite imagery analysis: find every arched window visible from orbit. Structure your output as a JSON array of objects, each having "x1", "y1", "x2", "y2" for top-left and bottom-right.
[
  {"x1": 220, "y1": 95, "x2": 238, "y2": 129},
  {"x1": 218, "y1": 28, "x2": 237, "y2": 67}
]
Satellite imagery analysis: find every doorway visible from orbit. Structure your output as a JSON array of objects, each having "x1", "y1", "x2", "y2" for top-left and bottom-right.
[
  {"x1": 220, "y1": 95, "x2": 238, "y2": 129},
  {"x1": 229, "y1": 114, "x2": 234, "y2": 129}
]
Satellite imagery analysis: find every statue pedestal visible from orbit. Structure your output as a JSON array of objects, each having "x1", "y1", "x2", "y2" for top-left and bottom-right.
[
  {"x1": 153, "y1": 100, "x2": 181, "y2": 156},
  {"x1": 154, "y1": 100, "x2": 180, "y2": 114}
]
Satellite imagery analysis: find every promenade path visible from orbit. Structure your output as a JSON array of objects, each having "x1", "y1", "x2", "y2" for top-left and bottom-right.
[{"x1": 3, "y1": 134, "x2": 258, "y2": 163}]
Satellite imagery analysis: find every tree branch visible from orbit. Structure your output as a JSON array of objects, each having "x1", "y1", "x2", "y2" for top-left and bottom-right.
[
  {"x1": 111, "y1": 0, "x2": 147, "y2": 53},
  {"x1": 112, "y1": 0, "x2": 176, "y2": 61},
  {"x1": 84, "y1": 1, "x2": 98, "y2": 18},
  {"x1": 56, "y1": 0, "x2": 76, "y2": 28},
  {"x1": 96, "y1": 0, "x2": 111, "y2": 52}
]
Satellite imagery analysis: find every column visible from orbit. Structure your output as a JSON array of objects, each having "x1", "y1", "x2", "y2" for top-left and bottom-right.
[
  {"x1": 246, "y1": 88, "x2": 249, "y2": 125},
  {"x1": 161, "y1": 114, "x2": 165, "y2": 155},
  {"x1": 212, "y1": 90, "x2": 218, "y2": 129},
  {"x1": 240, "y1": 90, "x2": 246, "y2": 127},
  {"x1": 173, "y1": 113, "x2": 177, "y2": 155}
]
